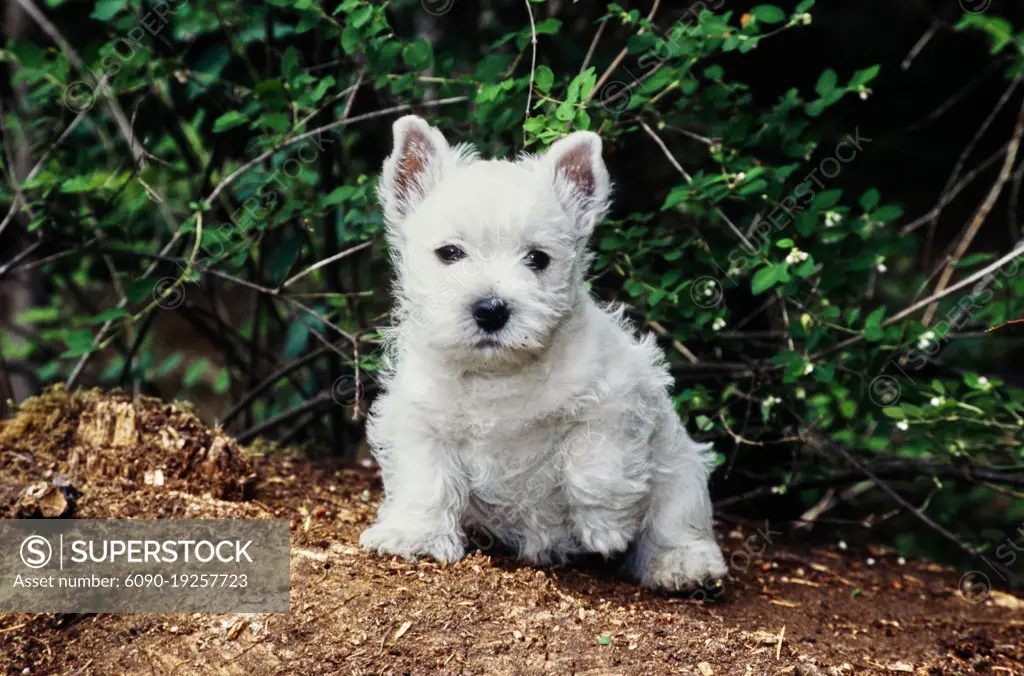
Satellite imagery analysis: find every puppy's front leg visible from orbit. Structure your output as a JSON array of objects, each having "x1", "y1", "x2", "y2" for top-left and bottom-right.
[
  {"x1": 561, "y1": 421, "x2": 649, "y2": 558},
  {"x1": 360, "y1": 426, "x2": 468, "y2": 563}
]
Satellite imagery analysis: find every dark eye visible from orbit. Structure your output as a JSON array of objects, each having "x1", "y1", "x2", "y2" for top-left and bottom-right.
[
  {"x1": 524, "y1": 250, "x2": 550, "y2": 271},
  {"x1": 436, "y1": 245, "x2": 465, "y2": 264}
]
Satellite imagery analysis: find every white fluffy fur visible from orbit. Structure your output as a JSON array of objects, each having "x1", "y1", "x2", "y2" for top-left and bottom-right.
[{"x1": 359, "y1": 115, "x2": 728, "y2": 590}]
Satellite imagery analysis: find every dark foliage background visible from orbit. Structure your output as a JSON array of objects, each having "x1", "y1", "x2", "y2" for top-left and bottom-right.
[{"x1": 2, "y1": 0, "x2": 1023, "y2": 582}]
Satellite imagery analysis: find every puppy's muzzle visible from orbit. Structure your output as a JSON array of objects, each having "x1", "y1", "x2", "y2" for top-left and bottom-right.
[{"x1": 471, "y1": 297, "x2": 510, "y2": 333}]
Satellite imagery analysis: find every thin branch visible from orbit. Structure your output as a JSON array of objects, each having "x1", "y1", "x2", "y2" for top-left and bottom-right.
[
  {"x1": 523, "y1": 0, "x2": 538, "y2": 143},
  {"x1": 639, "y1": 120, "x2": 756, "y2": 252},
  {"x1": 203, "y1": 96, "x2": 468, "y2": 210},
  {"x1": 13, "y1": 0, "x2": 147, "y2": 167},
  {"x1": 235, "y1": 391, "x2": 333, "y2": 445},
  {"x1": 922, "y1": 98, "x2": 1024, "y2": 325},
  {"x1": 281, "y1": 240, "x2": 374, "y2": 290},
  {"x1": 806, "y1": 433, "x2": 1021, "y2": 584},
  {"x1": 811, "y1": 236, "x2": 1024, "y2": 360},
  {"x1": 219, "y1": 346, "x2": 337, "y2": 428},
  {"x1": 900, "y1": 18, "x2": 940, "y2": 71},
  {"x1": 584, "y1": 0, "x2": 661, "y2": 106},
  {"x1": 900, "y1": 142, "x2": 1011, "y2": 236},
  {"x1": 580, "y1": 16, "x2": 609, "y2": 74}
]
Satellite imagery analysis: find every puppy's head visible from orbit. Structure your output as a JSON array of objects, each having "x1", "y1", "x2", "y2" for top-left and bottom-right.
[{"x1": 378, "y1": 115, "x2": 611, "y2": 370}]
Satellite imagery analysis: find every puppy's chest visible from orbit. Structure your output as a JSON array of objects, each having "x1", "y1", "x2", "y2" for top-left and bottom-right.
[{"x1": 444, "y1": 376, "x2": 582, "y2": 446}]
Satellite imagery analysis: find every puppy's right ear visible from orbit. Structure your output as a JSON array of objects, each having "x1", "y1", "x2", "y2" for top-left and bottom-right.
[{"x1": 378, "y1": 115, "x2": 451, "y2": 226}]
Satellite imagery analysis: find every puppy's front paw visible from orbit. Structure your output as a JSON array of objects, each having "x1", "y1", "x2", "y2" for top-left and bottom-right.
[
  {"x1": 360, "y1": 522, "x2": 466, "y2": 563},
  {"x1": 573, "y1": 521, "x2": 632, "y2": 558},
  {"x1": 642, "y1": 539, "x2": 728, "y2": 592}
]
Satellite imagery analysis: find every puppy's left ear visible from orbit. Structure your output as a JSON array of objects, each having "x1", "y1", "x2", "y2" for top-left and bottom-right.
[
  {"x1": 379, "y1": 115, "x2": 452, "y2": 226},
  {"x1": 544, "y1": 131, "x2": 611, "y2": 235}
]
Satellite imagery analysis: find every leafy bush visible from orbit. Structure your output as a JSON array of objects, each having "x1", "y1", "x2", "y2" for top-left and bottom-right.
[{"x1": 1, "y1": 0, "x2": 1023, "y2": 571}]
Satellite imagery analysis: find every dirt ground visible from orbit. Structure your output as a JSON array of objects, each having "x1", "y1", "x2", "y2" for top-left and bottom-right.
[{"x1": 1, "y1": 388, "x2": 1022, "y2": 675}]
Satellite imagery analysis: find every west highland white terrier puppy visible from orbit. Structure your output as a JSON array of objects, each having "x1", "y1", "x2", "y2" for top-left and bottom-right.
[{"x1": 359, "y1": 115, "x2": 728, "y2": 590}]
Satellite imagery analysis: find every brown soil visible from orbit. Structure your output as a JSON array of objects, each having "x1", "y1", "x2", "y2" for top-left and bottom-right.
[{"x1": 1, "y1": 387, "x2": 1022, "y2": 675}]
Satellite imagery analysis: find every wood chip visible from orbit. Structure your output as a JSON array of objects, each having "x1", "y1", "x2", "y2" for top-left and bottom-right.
[
  {"x1": 990, "y1": 590, "x2": 1024, "y2": 610},
  {"x1": 769, "y1": 599, "x2": 801, "y2": 608},
  {"x1": 697, "y1": 661, "x2": 714, "y2": 676},
  {"x1": 226, "y1": 619, "x2": 246, "y2": 641},
  {"x1": 393, "y1": 621, "x2": 412, "y2": 640},
  {"x1": 776, "y1": 625, "x2": 785, "y2": 661}
]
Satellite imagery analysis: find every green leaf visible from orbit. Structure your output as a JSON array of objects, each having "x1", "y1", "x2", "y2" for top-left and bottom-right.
[
  {"x1": 89, "y1": 307, "x2": 129, "y2": 324},
  {"x1": 815, "y1": 69, "x2": 838, "y2": 96},
  {"x1": 126, "y1": 278, "x2": 160, "y2": 304},
  {"x1": 402, "y1": 40, "x2": 434, "y2": 70},
  {"x1": 212, "y1": 369, "x2": 231, "y2": 395},
  {"x1": 341, "y1": 26, "x2": 361, "y2": 54},
  {"x1": 873, "y1": 205, "x2": 903, "y2": 222},
  {"x1": 850, "y1": 64, "x2": 881, "y2": 88},
  {"x1": 793, "y1": 257, "x2": 815, "y2": 278},
  {"x1": 534, "y1": 65, "x2": 554, "y2": 93},
  {"x1": 751, "y1": 265, "x2": 780, "y2": 295},
  {"x1": 750, "y1": 5, "x2": 787, "y2": 23},
  {"x1": 812, "y1": 189, "x2": 843, "y2": 210},
  {"x1": 284, "y1": 318, "x2": 311, "y2": 358},
  {"x1": 183, "y1": 359, "x2": 210, "y2": 388},
  {"x1": 213, "y1": 111, "x2": 249, "y2": 133},
  {"x1": 859, "y1": 188, "x2": 880, "y2": 211},
  {"x1": 534, "y1": 18, "x2": 562, "y2": 34},
  {"x1": 90, "y1": 0, "x2": 127, "y2": 20},
  {"x1": 882, "y1": 406, "x2": 905, "y2": 420}
]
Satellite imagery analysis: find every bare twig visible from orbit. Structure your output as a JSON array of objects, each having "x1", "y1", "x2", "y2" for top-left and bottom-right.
[
  {"x1": 639, "y1": 120, "x2": 756, "y2": 252},
  {"x1": 921, "y1": 98, "x2": 1024, "y2": 325},
  {"x1": 580, "y1": 16, "x2": 609, "y2": 74},
  {"x1": 584, "y1": 0, "x2": 661, "y2": 106},
  {"x1": 811, "y1": 236, "x2": 1024, "y2": 360},
  {"x1": 523, "y1": 0, "x2": 538, "y2": 142},
  {"x1": 900, "y1": 18, "x2": 940, "y2": 71},
  {"x1": 281, "y1": 240, "x2": 374, "y2": 290},
  {"x1": 13, "y1": 0, "x2": 147, "y2": 167}
]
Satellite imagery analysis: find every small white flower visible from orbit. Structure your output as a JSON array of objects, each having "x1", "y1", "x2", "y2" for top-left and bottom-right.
[
  {"x1": 838, "y1": 540, "x2": 847, "y2": 551},
  {"x1": 712, "y1": 317, "x2": 727, "y2": 331},
  {"x1": 732, "y1": 172, "x2": 746, "y2": 182},
  {"x1": 977, "y1": 376, "x2": 989, "y2": 388},
  {"x1": 897, "y1": 556, "x2": 906, "y2": 566},
  {"x1": 930, "y1": 396, "x2": 944, "y2": 407},
  {"x1": 896, "y1": 420, "x2": 909, "y2": 431},
  {"x1": 824, "y1": 211, "x2": 842, "y2": 228},
  {"x1": 763, "y1": 395, "x2": 781, "y2": 408},
  {"x1": 859, "y1": 89, "x2": 869, "y2": 101},
  {"x1": 876, "y1": 263, "x2": 887, "y2": 273},
  {"x1": 803, "y1": 363, "x2": 814, "y2": 375},
  {"x1": 866, "y1": 557, "x2": 876, "y2": 566},
  {"x1": 786, "y1": 247, "x2": 809, "y2": 265},
  {"x1": 801, "y1": 13, "x2": 812, "y2": 25},
  {"x1": 917, "y1": 331, "x2": 936, "y2": 350}
]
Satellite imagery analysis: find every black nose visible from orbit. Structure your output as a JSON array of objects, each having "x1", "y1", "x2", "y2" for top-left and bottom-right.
[{"x1": 471, "y1": 297, "x2": 510, "y2": 333}]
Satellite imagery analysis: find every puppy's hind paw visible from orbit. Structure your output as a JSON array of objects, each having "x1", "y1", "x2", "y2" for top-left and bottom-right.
[
  {"x1": 360, "y1": 523, "x2": 466, "y2": 563},
  {"x1": 641, "y1": 540, "x2": 728, "y2": 594}
]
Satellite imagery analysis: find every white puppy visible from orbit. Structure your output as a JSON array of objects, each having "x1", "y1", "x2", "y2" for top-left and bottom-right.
[{"x1": 359, "y1": 115, "x2": 728, "y2": 590}]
